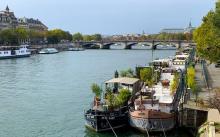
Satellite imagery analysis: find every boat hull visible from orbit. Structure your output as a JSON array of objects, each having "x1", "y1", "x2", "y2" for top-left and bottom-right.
[
  {"x1": 84, "y1": 109, "x2": 128, "y2": 132},
  {"x1": 129, "y1": 110, "x2": 175, "y2": 132},
  {"x1": 0, "y1": 54, "x2": 30, "y2": 60},
  {"x1": 39, "y1": 52, "x2": 58, "y2": 54}
]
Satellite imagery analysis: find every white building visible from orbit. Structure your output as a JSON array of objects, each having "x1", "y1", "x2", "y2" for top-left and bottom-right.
[{"x1": 160, "y1": 22, "x2": 196, "y2": 34}]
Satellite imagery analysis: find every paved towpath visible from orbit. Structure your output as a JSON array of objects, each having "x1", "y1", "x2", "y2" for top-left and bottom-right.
[{"x1": 194, "y1": 62, "x2": 220, "y2": 101}]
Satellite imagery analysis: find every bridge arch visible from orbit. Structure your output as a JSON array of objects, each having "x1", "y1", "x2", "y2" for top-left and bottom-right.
[
  {"x1": 125, "y1": 42, "x2": 137, "y2": 49},
  {"x1": 81, "y1": 43, "x2": 101, "y2": 49}
]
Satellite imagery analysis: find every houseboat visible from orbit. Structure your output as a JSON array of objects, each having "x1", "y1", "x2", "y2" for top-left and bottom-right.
[
  {"x1": 129, "y1": 67, "x2": 184, "y2": 132},
  {"x1": 84, "y1": 77, "x2": 141, "y2": 132},
  {"x1": 39, "y1": 48, "x2": 59, "y2": 54},
  {"x1": 0, "y1": 45, "x2": 31, "y2": 59},
  {"x1": 172, "y1": 54, "x2": 190, "y2": 72}
]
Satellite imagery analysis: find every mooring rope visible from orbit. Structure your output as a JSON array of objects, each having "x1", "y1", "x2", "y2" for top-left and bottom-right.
[
  {"x1": 143, "y1": 121, "x2": 150, "y2": 137},
  {"x1": 159, "y1": 118, "x2": 167, "y2": 137},
  {"x1": 105, "y1": 118, "x2": 118, "y2": 137}
]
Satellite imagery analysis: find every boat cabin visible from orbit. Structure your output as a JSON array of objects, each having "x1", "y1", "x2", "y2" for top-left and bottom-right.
[
  {"x1": 150, "y1": 58, "x2": 172, "y2": 69},
  {"x1": 105, "y1": 77, "x2": 141, "y2": 94},
  {"x1": 0, "y1": 45, "x2": 30, "y2": 57}
]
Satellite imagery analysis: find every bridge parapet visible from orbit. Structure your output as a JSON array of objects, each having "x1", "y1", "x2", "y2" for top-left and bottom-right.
[{"x1": 73, "y1": 40, "x2": 195, "y2": 49}]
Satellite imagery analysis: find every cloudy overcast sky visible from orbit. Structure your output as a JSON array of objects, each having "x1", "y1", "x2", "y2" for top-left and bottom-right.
[{"x1": 0, "y1": 0, "x2": 216, "y2": 34}]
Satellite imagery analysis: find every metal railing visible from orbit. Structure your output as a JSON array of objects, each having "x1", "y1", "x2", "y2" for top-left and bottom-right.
[{"x1": 201, "y1": 60, "x2": 210, "y2": 89}]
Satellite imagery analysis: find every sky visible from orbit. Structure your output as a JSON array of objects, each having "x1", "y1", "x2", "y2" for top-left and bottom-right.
[{"x1": 0, "y1": 0, "x2": 216, "y2": 35}]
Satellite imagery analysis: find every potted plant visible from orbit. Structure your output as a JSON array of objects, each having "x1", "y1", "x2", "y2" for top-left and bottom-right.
[{"x1": 91, "y1": 83, "x2": 102, "y2": 107}]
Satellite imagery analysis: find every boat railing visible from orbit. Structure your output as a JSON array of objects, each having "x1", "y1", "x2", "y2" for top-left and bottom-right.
[{"x1": 85, "y1": 105, "x2": 128, "y2": 117}]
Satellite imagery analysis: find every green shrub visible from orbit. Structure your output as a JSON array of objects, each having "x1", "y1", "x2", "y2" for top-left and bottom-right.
[
  {"x1": 170, "y1": 72, "x2": 180, "y2": 94},
  {"x1": 140, "y1": 68, "x2": 153, "y2": 82},
  {"x1": 116, "y1": 89, "x2": 131, "y2": 107},
  {"x1": 120, "y1": 68, "x2": 134, "y2": 78}
]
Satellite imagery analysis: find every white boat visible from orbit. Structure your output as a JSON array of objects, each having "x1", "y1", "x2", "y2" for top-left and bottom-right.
[
  {"x1": 131, "y1": 44, "x2": 152, "y2": 50},
  {"x1": 67, "y1": 47, "x2": 85, "y2": 51},
  {"x1": 0, "y1": 45, "x2": 31, "y2": 59},
  {"x1": 156, "y1": 45, "x2": 177, "y2": 50},
  {"x1": 110, "y1": 43, "x2": 126, "y2": 50},
  {"x1": 39, "y1": 48, "x2": 59, "y2": 54},
  {"x1": 172, "y1": 54, "x2": 190, "y2": 72}
]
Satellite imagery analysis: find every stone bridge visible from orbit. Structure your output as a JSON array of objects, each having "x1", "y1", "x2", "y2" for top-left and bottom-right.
[{"x1": 73, "y1": 40, "x2": 195, "y2": 49}]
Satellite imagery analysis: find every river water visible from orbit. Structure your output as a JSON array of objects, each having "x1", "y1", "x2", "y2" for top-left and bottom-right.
[{"x1": 0, "y1": 50, "x2": 190, "y2": 137}]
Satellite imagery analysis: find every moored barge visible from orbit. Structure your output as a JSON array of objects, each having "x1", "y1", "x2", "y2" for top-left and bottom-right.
[
  {"x1": 85, "y1": 77, "x2": 141, "y2": 132},
  {"x1": 129, "y1": 51, "x2": 189, "y2": 132}
]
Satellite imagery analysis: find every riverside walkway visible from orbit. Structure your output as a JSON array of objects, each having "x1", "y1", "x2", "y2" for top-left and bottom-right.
[
  {"x1": 194, "y1": 62, "x2": 220, "y2": 101},
  {"x1": 194, "y1": 62, "x2": 220, "y2": 137},
  {"x1": 206, "y1": 63, "x2": 220, "y2": 89}
]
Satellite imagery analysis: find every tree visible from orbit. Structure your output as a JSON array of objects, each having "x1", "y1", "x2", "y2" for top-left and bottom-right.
[
  {"x1": 83, "y1": 35, "x2": 93, "y2": 41},
  {"x1": 116, "y1": 89, "x2": 131, "y2": 107},
  {"x1": 91, "y1": 83, "x2": 102, "y2": 98},
  {"x1": 46, "y1": 29, "x2": 72, "y2": 44},
  {"x1": 92, "y1": 34, "x2": 102, "y2": 41},
  {"x1": 72, "y1": 32, "x2": 83, "y2": 41},
  {"x1": 28, "y1": 30, "x2": 46, "y2": 44},
  {"x1": 0, "y1": 29, "x2": 18, "y2": 45},
  {"x1": 120, "y1": 68, "x2": 134, "y2": 78},
  {"x1": 0, "y1": 28, "x2": 49, "y2": 45},
  {"x1": 193, "y1": 1, "x2": 220, "y2": 62},
  {"x1": 15, "y1": 28, "x2": 28, "y2": 41},
  {"x1": 140, "y1": 68, "x2": 153, "y2": 82}
]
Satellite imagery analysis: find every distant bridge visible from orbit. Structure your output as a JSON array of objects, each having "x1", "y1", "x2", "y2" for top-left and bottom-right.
[{"x1": 73, "y1": 40, "x2": 196, "y2": 49}]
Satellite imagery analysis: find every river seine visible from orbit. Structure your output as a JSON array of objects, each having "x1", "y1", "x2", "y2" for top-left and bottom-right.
[{"x1": 0, "y1": 50, "x2": 190, "y2": 137}]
